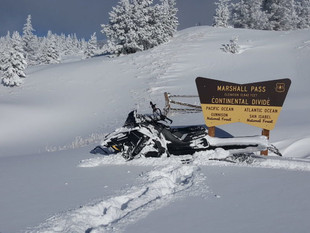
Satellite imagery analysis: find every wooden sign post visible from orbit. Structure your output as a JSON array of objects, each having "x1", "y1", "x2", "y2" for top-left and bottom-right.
[
  {"x1": 208, "y1": 126, "x2": 216, "y2": 137},
  {"x1": 261, "y1": 128, "x2": 270, "y2": 155},
  {"x1": 195, "y1": 77, "x2": 291, "y2": 155}
]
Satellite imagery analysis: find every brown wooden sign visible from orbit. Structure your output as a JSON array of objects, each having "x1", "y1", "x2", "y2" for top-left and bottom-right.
[{"x1": 195, "y1": 77, "x2": 291, "y2": 130}]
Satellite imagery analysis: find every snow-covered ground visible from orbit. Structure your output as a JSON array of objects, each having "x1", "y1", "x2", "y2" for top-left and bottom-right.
[{"x1": 1, "y1": 26, "x2": 310, "y2": 233}]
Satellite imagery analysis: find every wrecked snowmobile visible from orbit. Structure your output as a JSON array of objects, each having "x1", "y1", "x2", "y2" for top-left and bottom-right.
[{"x1": 91, "y1": 102, "x2": 276, "y2": 161}]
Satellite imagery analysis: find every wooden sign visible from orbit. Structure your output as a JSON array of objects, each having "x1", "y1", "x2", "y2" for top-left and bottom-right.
[{"x1": 195, "y1": 77, "x2": 291, "y2": 130}]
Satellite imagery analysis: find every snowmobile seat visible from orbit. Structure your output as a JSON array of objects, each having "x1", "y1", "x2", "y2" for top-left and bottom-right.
[{"x1": 169, "y1": 126, "x2": 207, "y2": 142}]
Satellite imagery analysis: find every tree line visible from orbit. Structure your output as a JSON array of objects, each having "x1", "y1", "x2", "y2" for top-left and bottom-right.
[
  {"x1": 0, "y1": 0, "x2": 178, "y2": 87},
  {"x1": 213, "y1": 0, "x2": 310, "y2": 30},
  {"x1": 1, "y1": 0, "x2": 309, "y2": 87}
]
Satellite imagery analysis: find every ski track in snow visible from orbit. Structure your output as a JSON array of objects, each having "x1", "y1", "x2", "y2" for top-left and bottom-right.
[
  {"x1": 124, "y1": 29, "x2": 210, "y2": 109},
  {"x1": 25, "y1": 147, "x2": 310, "y2": 233},
  {"x1": 125, "y1": 44, "x2": 178, "y2": 109},
  {"x1": 49, "y1": 145, "x2": 310, "y2": 232},
  {"x1": 26, "y1": 163, "x2": 206, "y2": 233}
]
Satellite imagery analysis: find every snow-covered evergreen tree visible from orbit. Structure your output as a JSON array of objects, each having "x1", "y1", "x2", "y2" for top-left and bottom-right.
[
  {"x1": 1, "y1": 54, "x2": 24, "y2": 87},
  {"x1": 11, "y1": 32, "x2": 24, "y2": 54},
  {"x1": 40, "y1": 31, "x2": 60, "y2": 64},
  {"x1": 64, "y1": 34, "x2": 75, "y2": 55},
  {"x1": 11, "y1": 31, "x2": 27, "y2": 77},
  {"x1": 136, "y1": 0, "x2": 162, "y2": 49},
  {"x1": 71, "y1": 33, "x2": 81, "y2": 54},
  {"x1": 102, "y1": 0, "x2": 132, "y2": 54},
  {"x1": 295, "y1": 0, "x2": 310, "y2": 28},
  {"x1": 0, "y1": 33, "x2": 11, "y2": 71},
  {"x1": 262, "y1": 0, "x2": 298, "y2": 30},
  {"x1": 213, "y1": 0, "x2": 231, "y2": 27},
  {"x1": 80, "y1": 38, "x2": 88, "y2": 54},
  {"x1": 84, "y1": 32, "x2": 98, "y2": 58},
  {"x1": 226, "y1": 0, "x2": 309, "y2": 30},
  {"x1": 102, "y1": 0, "x2": 145, "y2": 54},
  {"x1": 5, "y1": 31, "x2": 11, "y2": 45},
  {"x1": 232, "y1": 0, "x2": 268, "y2": 29},
  {"x1": 22, "y1": 14, "x2": 38, "y2": 65},
  {"x1": 128, "y1": 0, "x2": 154, "y2": 51},
  {"x1": 150, "y1": 4, "x2": 168, "y2": 45},
  {"x1": 1, "y1": 32, "x2": 27, "y2": 86},
  {"x1": 57, "y1": 33, "x2": 68, "y2": 55},
  {"x1": 158, "y1": 0, "x2": 179, "y2": 38},
  {"x1": 102, "y1": 0, "x2": 178, "y2": 55}
]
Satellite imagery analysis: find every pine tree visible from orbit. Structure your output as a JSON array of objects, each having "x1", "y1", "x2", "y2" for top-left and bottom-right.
[
  {"x1": 22, "y1": 14, "x2": 38, "y2": 64},
  {"x1": 213, "y1": 0, "x2": 231, "y2": 27},
  {"x1": 40, "y1": 31, "x2": 60, "y2": 64},
  {"x1": 64, "y1": 34, "x2": 74, "y2": 55},
  {"x1": 1, "y1": 32, "x2": 27, "y2": 86},
  {"x1": 11, "y1": 31, "x2": 27, "y2": 77},
  {"x1": 296, "y1": 0, "x2": 310, "y2": 28},
  {"x1": 1, "y1": 53, "x2": 24, "y2": 87},
  {"x1": 151, "y1": 3, "x2": 168, "y2": 45},
  {"x1": 84, "y1": 32, "x2": 98, "y2": 58},
  {"x1": 0, "y1": 33, "x2": 11, "y2": 71},
  {"x1": 158, "y1": 0, "x2": 179, "y2": 39},
  {"x1": 71, "y1": 33, "x2": 80, "y2": 54},
  {"x1": 231, "y1": 0, "x2": 249, "y2": 28},
  {"x1": 102, "y1": 0, "x2": 178, "y2": 55},
  {"x1": 130, "y1": 0, "x2": 155, "y2": 51},
  {"x1": 102, "y1": 0, "x2": 140, "y2": 54},
  {"x1": 232, "y1": 0, "x2": 268, "y2": 29},
  {"x1": 248, "y1": 0, "x2": 269, "y2": 29},
  {"x1": 263, "y1": 0, "x2": 298, "y2": 30},
  {"x1": 80, "y1": 38, "x2": 88, "y2": 53}
]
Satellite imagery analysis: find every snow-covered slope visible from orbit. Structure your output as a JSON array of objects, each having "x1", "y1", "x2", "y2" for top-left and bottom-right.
[
  {"x1": 1, "y1": 26, "x2": 310, "y2": 157},
  {"x1": 1, "y1": 26, "x2": 310, "y2": 233}
]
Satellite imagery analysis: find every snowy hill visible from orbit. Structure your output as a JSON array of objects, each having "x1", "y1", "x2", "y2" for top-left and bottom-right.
[{"x1": 1, "y1": 26, "x2": 310, "y2": 233}]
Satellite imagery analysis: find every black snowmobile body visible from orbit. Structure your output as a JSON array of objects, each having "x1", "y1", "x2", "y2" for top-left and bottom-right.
[{"x1": 91, "y1": 102, "x2": 269, "y2": 160}]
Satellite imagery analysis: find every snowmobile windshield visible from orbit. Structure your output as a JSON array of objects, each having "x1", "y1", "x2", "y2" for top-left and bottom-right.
[
  {"x1": 124, "y1": 111, "x2": 138, "y2": 127},
  {"x1": 123, "y1": 110, "x2": 156, "y2": 127}
]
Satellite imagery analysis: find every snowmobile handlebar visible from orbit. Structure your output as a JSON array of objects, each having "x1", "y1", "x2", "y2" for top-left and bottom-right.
[{"x1": 150, "y1": 101, "x2": 173, "y2": 124}]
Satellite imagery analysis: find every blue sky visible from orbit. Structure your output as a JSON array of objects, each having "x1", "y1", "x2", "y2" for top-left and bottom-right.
[{"x1": 0, "y1": 0, "x2": 216, "y2": 39}]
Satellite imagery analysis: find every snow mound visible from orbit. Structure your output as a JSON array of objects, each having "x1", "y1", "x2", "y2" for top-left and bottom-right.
[
  {"x1": 282, "y1": 137, "x2": 310, "y2": 158},
  {"x1": 26, "y1": 164, "x2": 206, "y2": 233}
]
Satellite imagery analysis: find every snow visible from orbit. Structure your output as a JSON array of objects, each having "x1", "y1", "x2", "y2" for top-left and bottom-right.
[
  {"x1": 125, "y1": 166, "x2": 310, "y2": 233},
  {"x1": 26, "y1": 164, "x2": 204, "y2": 233},
  {"x1": 1, "y1": 26, "x2": 310, "y2": 233}
]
